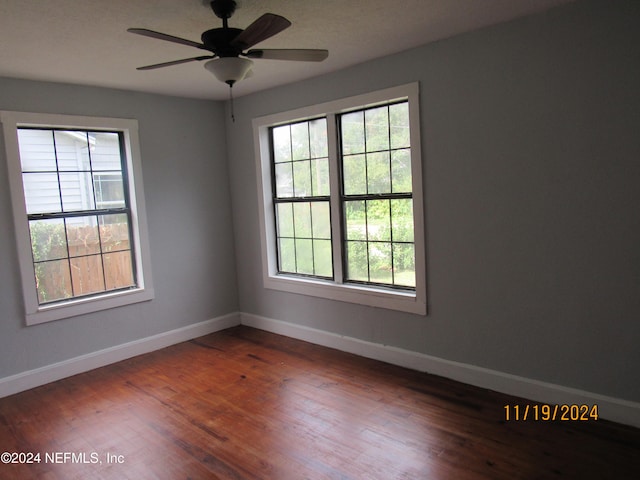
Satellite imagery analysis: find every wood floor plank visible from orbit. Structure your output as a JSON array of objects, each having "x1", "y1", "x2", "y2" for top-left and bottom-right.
[{"x1": 0, "y1": 325, "x2": 638, "y2": 479}]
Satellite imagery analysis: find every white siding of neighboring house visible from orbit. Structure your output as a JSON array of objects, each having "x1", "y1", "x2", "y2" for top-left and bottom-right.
[{"x1": 17, "y1": 130, "x2": 122, "y2": 216}]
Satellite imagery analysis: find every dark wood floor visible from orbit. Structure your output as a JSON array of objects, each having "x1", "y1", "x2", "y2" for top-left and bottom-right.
[{"x1": 0, "y1": 326, "x2": 638, "y2": 479}]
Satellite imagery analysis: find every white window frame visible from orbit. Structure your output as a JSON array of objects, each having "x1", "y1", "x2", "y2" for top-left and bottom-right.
[
  {"x1": 1, "y1": 111, "x2": 154, "y2": 325},
  {"x1": 253, "y1": 83, "x2": 426, "y2": 315}
]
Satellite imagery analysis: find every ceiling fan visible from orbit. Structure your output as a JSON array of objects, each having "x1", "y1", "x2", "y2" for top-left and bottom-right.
[{"x1": 128, "y1": 0, "x2": 328, "y2": 87}]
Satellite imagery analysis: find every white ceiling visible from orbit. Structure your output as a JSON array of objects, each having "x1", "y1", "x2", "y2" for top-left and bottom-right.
[{"x1": 0, "y1": 0, "x2": 573, "y2": 101}]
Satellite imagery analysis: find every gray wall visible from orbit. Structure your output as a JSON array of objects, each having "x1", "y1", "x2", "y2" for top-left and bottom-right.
[
  {"x1": 0, "y1": 79, "x2": 238, "y2": 378},
  {"x1": 226, "y1": 0, "x2": 640, "y2": 402}
]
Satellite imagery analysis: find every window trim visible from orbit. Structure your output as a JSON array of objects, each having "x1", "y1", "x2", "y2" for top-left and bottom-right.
[
  {"x1": 1, "y1": 111, "x2": 154, "y2": 325},
  {"x1": 253, "y1": 83, "x2": 426, "y2": 315}
]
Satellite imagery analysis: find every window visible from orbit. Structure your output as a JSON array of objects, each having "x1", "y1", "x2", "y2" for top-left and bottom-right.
[
  {"x1": 272, "y1": 118, "x2": 333, "y2": 278},
  {"x1": 1, "y1": 112, "x2": 154, "y2": 325},
  {"x1": 254, "y1": 84, "x2": 426, "y2": 314},
  {"x1": 340, "y1": 102, "x2": 415, "y2": 288}
]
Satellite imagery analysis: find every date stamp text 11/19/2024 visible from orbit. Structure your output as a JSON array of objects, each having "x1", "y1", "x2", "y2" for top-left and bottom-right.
[{"x1": 504, "y1": 404, "x2": 598, "y2": 422}]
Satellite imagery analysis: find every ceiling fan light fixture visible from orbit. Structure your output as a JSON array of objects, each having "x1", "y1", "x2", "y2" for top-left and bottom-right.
[{"x1": 204, "y1": 57, "x2": 253, "y2": 86}]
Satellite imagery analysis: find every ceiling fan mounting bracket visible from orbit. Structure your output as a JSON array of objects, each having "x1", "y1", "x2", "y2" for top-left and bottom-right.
[{"x1": 210, "y1": 0, "x2": 237, "y2": 20}]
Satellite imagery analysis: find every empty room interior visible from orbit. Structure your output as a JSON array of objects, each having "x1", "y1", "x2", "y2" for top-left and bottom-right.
[{"x1": 0, "y1": 0, "x2": 639, "y2": 478}]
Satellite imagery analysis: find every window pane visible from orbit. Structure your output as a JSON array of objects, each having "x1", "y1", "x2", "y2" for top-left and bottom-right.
[
  {"x1": 391, "y1": 199, "x2": 414, "y2": 243},
  {"x1": 291, "y1": 122, "x2": 310, "y2": 161},
  {"x1": 391, "y1": 149, "x2": 412, "y2": 193},
  {"x1": 272, "y1": 125, "x2": 291, "y2": 163},
  {"x1": 99, "y1": 214, "x2": 130, "y2": 252},
  {"x1": 66, "y1": 216, "x2": 101, "y2": 257},
  {"x1": 293, "y1": 160, "x2": 311, "y2": 197},
  {"x1": 276, "y1": 203, "x2": 294, "y2": 237},
  {"x1": 390, "y1": 102, "x2": 410, "y2": 149},
  {"x1": 104, "y1": 251, "x2": 135, "y2": 290},
  {"x1": 309, "y1": 118, "x2": 328, "y2": 158},
  {"x1": 55, "y1": 130, "x2": 90, "y2": 171},
  {"x1": 293, "y1": 202, "x2": 312, "y2": 238},
  {"x1": 70, "y1": 255, "x2": 105, "y2": 296},
  {"x1": 368, "y1": 242, "x2": 393, "y2": 284},
  {"x1": 90, "y1": 132, "x2": 122, "y2": 171},
  {"x1": 345, "y1": 200, "x2": 366, "y2": 241},
  {"x1": 366, "y1": 200, "x2": 391, "y2": 242},
  {"x1": 275, "y1": 163, "x2": 293, "y2": 198},
  {"x1": 311, "y1": 202, "x2": 331, "y2": 239},
  {"x1": 279, "y1": 238, "x2": 296, "y2": 272},
  {"x1": 343, "y1": 154, "x2": 366, "y2": 195},
  {"x1": 310, "y1": 158, "x2": 329, "y2": 196},
  {"x1": 29, "y1": 219, "x2": 67, "y2": 262},
  {"x1": 346, "y1": 240, "x2": 368, "y2": 282},
  {"x1": 94, "y1": 173, "x2": 125, "y2": 208},
  {"x1": 295, "y1": 238, "x2": 314, "y2": 274},
  {"x1": 59, "y1": 171, "x2": 95, "y2": 211},
  {"x1": 17, "y1": 129, "x2": 56, "y2": 171},
  {"x1": 365, "y1": 106, "x2": 389, "y2": 152},
  {"x1": 366, "y1": 151, "x2": 390, "y2": 194},
  {"x1": 341, "y1": 111, "x2": 364, "y2": 155},
  {"x1": 22, "y1": 172, "x2": 61, "y2": 214},
  {"x1": 35, "y1": 260, "x2": 72, "y2": 304},
  {"x1": 313, "y1": 239, "x2": 333, "y2": 277},
  {"x1": 393, "y1": 244, "x2": 415, "y2": 287}
]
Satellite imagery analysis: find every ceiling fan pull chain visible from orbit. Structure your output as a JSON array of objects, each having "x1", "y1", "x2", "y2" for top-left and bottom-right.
[{"x1": 229, "y1": 84, "x2": 235, "y2": 123}]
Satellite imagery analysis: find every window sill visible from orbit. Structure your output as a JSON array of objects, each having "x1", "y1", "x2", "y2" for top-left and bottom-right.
[
  {"x1": 26, "y1": 288, "x2": 154, "y2": 326},
  {"x1": 264, "y1": 274, "x2": 426, "y2": 315}
]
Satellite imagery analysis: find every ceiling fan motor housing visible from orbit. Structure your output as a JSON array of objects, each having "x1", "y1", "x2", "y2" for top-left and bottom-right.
[{"x1": 201, "y1": 28, "x2": 243, "y2": 57}]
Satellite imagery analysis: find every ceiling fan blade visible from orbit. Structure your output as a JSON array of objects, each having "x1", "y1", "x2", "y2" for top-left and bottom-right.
[
  {"x1": 136, "y1": 55, "x2": 215, "y2": 70},
  {"x1": 246, "y1": 49, "x2": 329, "y2": 62},
  {"x1": 231, "y1": 13, "x2": 291, "y2": 50},
  {"x1": 128, "y1": 28, "x2": 206, "y2": 50}
]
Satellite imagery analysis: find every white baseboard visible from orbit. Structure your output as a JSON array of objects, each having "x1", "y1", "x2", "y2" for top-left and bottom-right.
[
  {"x1": 3, "y1": 310, "x2": 638, "y2": 428},
  {"x1": 240, "y1": 312, "x2": 640, "y2": 428},
  {"x1": 0, "y1": 312, "x2": 241, "y2": 399}
]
